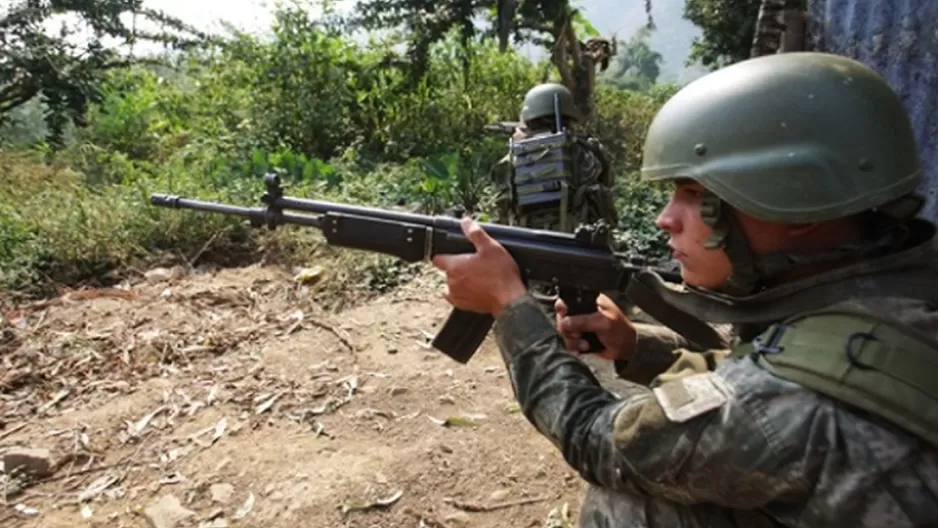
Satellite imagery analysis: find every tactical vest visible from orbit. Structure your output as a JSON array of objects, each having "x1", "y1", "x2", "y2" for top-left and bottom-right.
[
  {"x1": 509, "y1": 129, "x2": 574, "y2": 231},
  {"x1": 729, "y1": 308, "x2": 938, "y2": 449},
  {"x1": 508, "y1": 130, "x2": 615, "y2": 234}
]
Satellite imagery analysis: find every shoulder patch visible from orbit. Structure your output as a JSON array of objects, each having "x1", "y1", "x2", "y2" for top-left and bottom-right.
[{"x1": 652, "y1": 372, "x2": 732, "y2": 423}]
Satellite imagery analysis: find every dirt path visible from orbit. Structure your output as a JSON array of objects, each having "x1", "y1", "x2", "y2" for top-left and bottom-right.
[{"x1": 0, "y1": 264, "x2": 630, "y2": 527}]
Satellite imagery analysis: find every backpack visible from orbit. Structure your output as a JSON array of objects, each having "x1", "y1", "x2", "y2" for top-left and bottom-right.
[
  {"x1": 729, "y1": 308, "x2": 938, "y2": 449},
  {"x1": 508, "y1": 129, "x2": 616, "y2": 235}
]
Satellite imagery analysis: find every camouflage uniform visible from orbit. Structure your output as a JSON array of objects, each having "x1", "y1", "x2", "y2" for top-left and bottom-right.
[{"x1": 491, "y1": 53, "x2": 938, "y2": 527}]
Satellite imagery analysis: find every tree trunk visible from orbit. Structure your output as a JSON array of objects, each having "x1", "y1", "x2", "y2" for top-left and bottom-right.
[{"x1": 550, "y1": 12, "x2": 615, "y2": 131}]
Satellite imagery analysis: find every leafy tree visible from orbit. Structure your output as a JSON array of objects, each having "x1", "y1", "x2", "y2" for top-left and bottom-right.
[
  {"x1": 682, "y1": 0, "x2": 759, "y2": 68},
  {"x1": 602, "y1": 26, "x2": 663, "y2": 91},
  {"x1": 682, "y1": 0, "x2": 807, "y2": 69},
  {"x1": 350, "y1": 0, "x2": 484, "y2": 88},
  {"x1": 350, "y1": 0, "x2": 651, "y2": 125},
  {"x1": 0, "y1": 0, "x2": 207, "y2": 146}
]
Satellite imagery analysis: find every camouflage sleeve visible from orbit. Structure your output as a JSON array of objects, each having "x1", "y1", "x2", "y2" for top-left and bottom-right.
[
  {"x1": 614, "y1": 323, "x2": 733, "y2": 385},
  {"x1": 612, "y1": 323, "x2": 695, "y2": 385},
  {"x1": 493, "y1": 294, "x2": 814, "y2": 508},
  {"x1": 586, "y1": 136, "x2": 614, "y2": 187}
]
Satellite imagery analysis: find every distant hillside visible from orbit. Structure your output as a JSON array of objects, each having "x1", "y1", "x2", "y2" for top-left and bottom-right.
[{"x1": 579, "y1": 0, "x2": 709, "y2": 84}]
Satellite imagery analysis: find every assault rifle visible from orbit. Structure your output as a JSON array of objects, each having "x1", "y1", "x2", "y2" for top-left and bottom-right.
[
  {"x1": 150, "y1": 174, "x2": 704, "y2": 364},
  {"x1": 483, "y1": 121, "x2": 524, "y2": 135}
]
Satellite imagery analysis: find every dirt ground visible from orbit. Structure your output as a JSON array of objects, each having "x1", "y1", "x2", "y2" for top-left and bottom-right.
[{"x1": 1, "y1": 263, "x2": 632, "y2": 528}]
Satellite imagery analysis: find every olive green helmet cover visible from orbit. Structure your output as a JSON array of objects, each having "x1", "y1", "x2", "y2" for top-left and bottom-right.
[
  {"x1": 642, "y1": 52, "x2": 921, "y2": 223},
  {"x1": 640, "y1": 52, "x2": 924, "y2": 295},
  {"x1": 520, "y1": 83, "x2": 579, "y2": 125}
]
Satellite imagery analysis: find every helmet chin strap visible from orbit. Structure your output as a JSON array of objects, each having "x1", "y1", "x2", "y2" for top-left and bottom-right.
[
  {"x1": 697, "y1": 191, "x2": 916, "y2": 297},
  {"x1": 699, "y1": 193, "x2": 760, "y2": 296}
]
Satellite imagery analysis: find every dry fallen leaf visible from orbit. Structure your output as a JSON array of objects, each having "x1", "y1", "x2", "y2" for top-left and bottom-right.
[
  {"x1": 340, "y1": 489, "x2": 403, "y2": 516},
  {"x1": 125, "y1": 406, "x2": 167, "y2": 439},
  {"x1": 232, "y1": 492, "x2": 255, "y2": 520},
  {"x1": 77, "y1": 473, "x2": 120, "y2": 503},
  {"x1": 211, "y1": 417, "x2": 227, "y2": 444},
  {"x1": 13, "y1": 504, "x2": 39, "y2": 517},
  {"x1": 426, "y1": 415, "x2": 480, "y2": 428},
  {"x1": 37, "y1": 389, "x2": 70, "y2": 415},
  {"x1": 293, "y1": 266, "x2": 326, "y2": 286},
  {"x1": 545, "y1": 502, "x2": 574, "y2": 528},
  {"x1": 255, "y1": 393, "x2": 281, "y2": 415}
]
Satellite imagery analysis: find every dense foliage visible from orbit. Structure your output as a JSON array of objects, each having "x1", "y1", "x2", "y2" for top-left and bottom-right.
[{"x1": 0, "y1": 2, "x2": 679, "y2": 302}]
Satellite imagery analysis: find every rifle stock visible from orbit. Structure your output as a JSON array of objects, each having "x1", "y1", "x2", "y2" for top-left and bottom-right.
[{"x1": 150, "y1": 173, "x2": 688, "y2": 364}]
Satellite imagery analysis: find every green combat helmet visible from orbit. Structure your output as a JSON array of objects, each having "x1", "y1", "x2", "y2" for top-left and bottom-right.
[
  {"x1": 520, "y1": 83, "x2": 579, "y2": 126},
  {"x1": 640, "y1": 51, "x2": 925, "y2": 296}
]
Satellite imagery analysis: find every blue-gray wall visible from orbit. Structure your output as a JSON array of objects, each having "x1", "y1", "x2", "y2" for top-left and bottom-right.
[{"x1": 809, "y1": 0, "x2": 938, "y2": 221}]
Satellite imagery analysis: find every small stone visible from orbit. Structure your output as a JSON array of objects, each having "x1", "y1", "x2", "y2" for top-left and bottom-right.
[
  {"x1": 389, "y1": 386, "x2": 408, "y2": 396},
  {"x1": 144, "y1": 267, "x2": 183, "y2": 283},
  {"x1": 210, "y1": 483, "x2": 235, "y2": 504},
  {"x1": 489, "y1": 489, "x2": 509, "y2": 501},
  {"x1": 143, "y1": 494, "x2": 195, "y2": 528},
  {"x1": 444, "y1": 511, "x2": 471, "y2": 526},
  {"x1": 2, "y1": 447, "x2": 54, "y2": 479}
]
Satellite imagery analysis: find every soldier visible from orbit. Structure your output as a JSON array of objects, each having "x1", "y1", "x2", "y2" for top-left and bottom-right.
[
  {"x1": 489, "y1": 83, "x2": 618, "y2": 311},
  {"x1": 489, "y1": 82, "x2": 617, "y2": 235},
  {"x1": 432, "y1": 52, "x2": 938, "y2": 527}
]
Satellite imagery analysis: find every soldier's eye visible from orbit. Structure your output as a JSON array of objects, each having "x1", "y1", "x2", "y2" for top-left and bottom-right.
[{"x1": 680, "y1": 187, "x2": 702, "y2": 199}]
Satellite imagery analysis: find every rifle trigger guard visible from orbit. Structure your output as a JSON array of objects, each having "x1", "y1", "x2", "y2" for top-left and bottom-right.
[{"x1": 423, "y1": 226, "x2": 434, "y2": 260}]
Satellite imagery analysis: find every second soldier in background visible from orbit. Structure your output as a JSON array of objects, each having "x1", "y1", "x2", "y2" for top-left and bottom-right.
[{"x1": 489, "y1": 83, "x2": 618, "y2": 309}]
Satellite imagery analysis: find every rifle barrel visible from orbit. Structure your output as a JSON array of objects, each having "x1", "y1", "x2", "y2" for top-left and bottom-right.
[{"x1": 149, "y1": 194, "x2": 323, "y2": 228}]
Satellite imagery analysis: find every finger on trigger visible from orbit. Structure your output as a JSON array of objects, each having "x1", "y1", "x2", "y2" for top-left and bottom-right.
[
  {"x1": 554, "y1": 298, "x2": 568, "y2": 314},
  {"x1": 431, "y1": 253, "x2": 460, "y2": 270},
  {"x1": 561, "y1": 314, "x2": 592, "y2": 334}
]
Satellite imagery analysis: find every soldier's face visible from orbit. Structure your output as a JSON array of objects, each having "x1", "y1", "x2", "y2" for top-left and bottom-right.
[{"x1": 655, "y1": 181, "x2": 733, "y2": 288}]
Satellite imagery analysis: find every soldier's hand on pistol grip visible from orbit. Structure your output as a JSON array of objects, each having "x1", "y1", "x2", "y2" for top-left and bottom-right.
[{"x1": 554, "y1": 293, "x2": 636, "y2": 361}]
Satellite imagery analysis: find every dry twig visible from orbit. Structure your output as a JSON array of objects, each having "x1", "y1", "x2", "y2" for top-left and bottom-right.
[{"x1": 444, "y1": 495, "x2": 550, "y2": 512}]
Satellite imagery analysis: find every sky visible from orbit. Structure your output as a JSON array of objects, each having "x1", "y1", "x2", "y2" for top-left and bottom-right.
[
  {"x1": 144, "y1": 0, "x2": 305, "y2": 36},
  {"x1": 12, "y1": 0, "x2": 350, "y2": 55},
  {"x1": 8, "y1": 0, "x2": 695, "y2": 78},
  {"x1": 18, "y1": 0, "x2": 545, "y2": 61}
]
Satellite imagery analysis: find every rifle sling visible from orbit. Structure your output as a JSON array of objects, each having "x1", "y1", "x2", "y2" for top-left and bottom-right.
[{"x1": 625, "y1": 276, "x2": 729, "y2": 350}]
